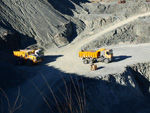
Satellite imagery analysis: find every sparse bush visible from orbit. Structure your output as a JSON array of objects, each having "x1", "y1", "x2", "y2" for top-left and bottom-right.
[
  {"x1": 0, "y1": 88, "x2": 23, "y2": 113},
  {"x1": 32, "y1": 75, "x2": 86, "y2": 113}
]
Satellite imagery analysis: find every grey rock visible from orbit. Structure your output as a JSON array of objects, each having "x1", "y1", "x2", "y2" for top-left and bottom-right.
[
  {"x1": 85, "y1": 62, "x2": 150, "y2": 113},
  {"x1": 82, "y1": 17, "x2": 150, "y2": 50},
  {"x1": 0, "y1": 0, "x2": 85, "y2": 49}
]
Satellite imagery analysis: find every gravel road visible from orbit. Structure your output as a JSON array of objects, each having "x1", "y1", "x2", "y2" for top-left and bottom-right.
[
  {"x1": 47, "y1": 43, "x2": 150, "y2": 77},
  {"x1": 47, "y1": 12, "x2": 150, "y2": 77}
]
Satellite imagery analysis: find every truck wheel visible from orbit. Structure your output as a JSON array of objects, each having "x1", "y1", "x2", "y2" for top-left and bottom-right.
[
  {"x1": 83, "y1": 59, "x2": 88, "y2": 64},
  {"x1": 104, "y1": 58, "x2": 109, "y2": 64},
  {"x1": 97, "y1": 57, "x2": 104, "y2": 62},
  {"x1": 26, "y1": 59, "x2": 33, "y2": 66},
  {"x1": 109, "y1": 58, "x2": 112, "y2": 62},
  {"x1": 92, "y1": 58, "x2": 96, "y2": 63},
  {"x1": 89, "y1": 59, "x2": 93, "y2": 64}
]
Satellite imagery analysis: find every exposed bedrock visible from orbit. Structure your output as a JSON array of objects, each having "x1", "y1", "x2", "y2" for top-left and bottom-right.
[
  {"x1": 38, "y1": 62, "x2": 150, "y2": 113},
  {"x1": 84, "y1": 62, "x2": 150, "y2": 113},
  {"x1": 0, "y1": 0, "x2": 85, "y2": 49},
  {"x1": 82, "y1": 17, "x2": 150, "y2": 50}
]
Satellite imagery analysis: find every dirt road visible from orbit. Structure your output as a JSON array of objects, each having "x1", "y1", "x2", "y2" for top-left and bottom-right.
[
  {"x1": 47, "y1": 43, "x2": 150, "y2": 77},
  {"x1": 47, "y1": 12, "x2": 150, "y2": 77}
]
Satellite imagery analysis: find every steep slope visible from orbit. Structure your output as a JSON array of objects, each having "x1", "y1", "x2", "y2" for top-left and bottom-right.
[{"x1": 0, "y1": 0, "x2": 85, "y2": 49}]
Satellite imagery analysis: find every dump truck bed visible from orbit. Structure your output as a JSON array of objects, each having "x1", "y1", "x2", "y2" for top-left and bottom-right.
[
  {"x1": 79, "y1": 51, "x2": 99, "y2": 58},
  {"x1": 79, "y1": 48, "x2": 106, "y2": 58},
  {"x1": 13, "y1": 50, "x2": 34, "y2": 57},
  {"x1": 13, "y1": 51, "x2": 25, "y2": 57}
]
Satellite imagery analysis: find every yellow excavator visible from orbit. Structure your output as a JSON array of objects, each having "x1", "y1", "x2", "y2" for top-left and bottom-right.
[{"x1": 79, "y1": 48, "x2": 113, "y2": 64}]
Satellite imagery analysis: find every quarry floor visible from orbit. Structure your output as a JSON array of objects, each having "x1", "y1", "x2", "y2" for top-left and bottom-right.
[
  {"x1": 46, "y1": 43, "x2": 150, "y2": 77},
  {"x1": 44, "y1": 12, "x2": 150, "y2": 77}
]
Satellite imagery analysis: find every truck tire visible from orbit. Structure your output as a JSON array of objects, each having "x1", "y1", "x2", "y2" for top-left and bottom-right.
[
  {"x1": 97, "y1": 56, "x2": 104, "y2": 62},
  {"x1": 89, "y1": 59, "x2": 94, "y2": 65},
  {"x1": 83, "y1": 59, "x2": 89, "y2": 64},
  {"x1": 104, "y1": 58, "x2": 109, "y2": 64},
  {"x1": 93, "y1": 58, "x2": 96, "y2": 63},
  {"x1": 109, "y1": 58, "x2": 112, "y2": 62},
  {"x1": 26, "y1": 59, "x2": 33, "y2": 66}
]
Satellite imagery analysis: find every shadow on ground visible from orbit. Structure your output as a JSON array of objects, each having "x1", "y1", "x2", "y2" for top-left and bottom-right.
[
  {"x1": 0, "y1": 55, "x2": 63, "y2": 89},
  {"x1": 112, "y1": 55, "x2": 132, "y2": 62},
  {"x1": 97, "y1": 66, "x2": 105, "y2": 70},
  {"x1": 0, "y1": 55, "x2": 150, "y2": 113},
  {"x1": 40, "y1": 55, "x2": 63, "y2": 65}
]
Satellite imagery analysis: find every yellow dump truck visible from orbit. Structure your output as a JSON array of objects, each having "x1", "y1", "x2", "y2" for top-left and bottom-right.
[
  {"x1": 13, "y1": 49, "x2": 42, "y2": 65},
  {"x1": 79, "y1": 48, "x2": 113, "y2": 64}
]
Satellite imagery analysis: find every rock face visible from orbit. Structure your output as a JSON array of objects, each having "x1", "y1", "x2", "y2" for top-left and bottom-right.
[
  {"x1": 135, "y1": 17, "x2": 150, "y2": 38},
  {"x1": 1, "y1": 0, "x2": 150, "y2": 49},
  {"x1": 72, "y1": 0, "x2": 150, "y2": 44},
  {"x1": 38, "y1": 62, "x2": 150, "y2": 113},
  {"x1": 84, "y1": 63, "x2": 150, "y2": 113},
  {"x1": 0, "y1": 24, "x2": 35, "y2": 50},
  {"x1": 82, "y1": 17, "x2": 150, "y2": 50},
  {"x1": 0, "y1": 27, "x2": 19, "y2": 50},
  {"x1": 78, "y1": 14, "x2": 117, "y2": 30},
  {"x1": 0, "y1": 0, "x2": 85, "y2": 49}
]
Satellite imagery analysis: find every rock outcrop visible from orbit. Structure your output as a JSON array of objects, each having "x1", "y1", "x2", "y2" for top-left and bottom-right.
[{"x1": 82, "y1": 17, "x2": 150, "y2": 50}]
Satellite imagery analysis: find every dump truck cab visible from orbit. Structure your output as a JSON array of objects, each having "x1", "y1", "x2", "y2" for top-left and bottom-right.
[
  {"x1": 34, "y1": 48, "x2": 44, "y2": 57},
  {"x1": 103, "y1": 49, "x2": 113, "y2": 63},
  {"x1": 23, "y1": 50, "x2": 42, "y2": 63},
  {"x1": 104, "y1": 49, "x2": 113, "y2": 58}
]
